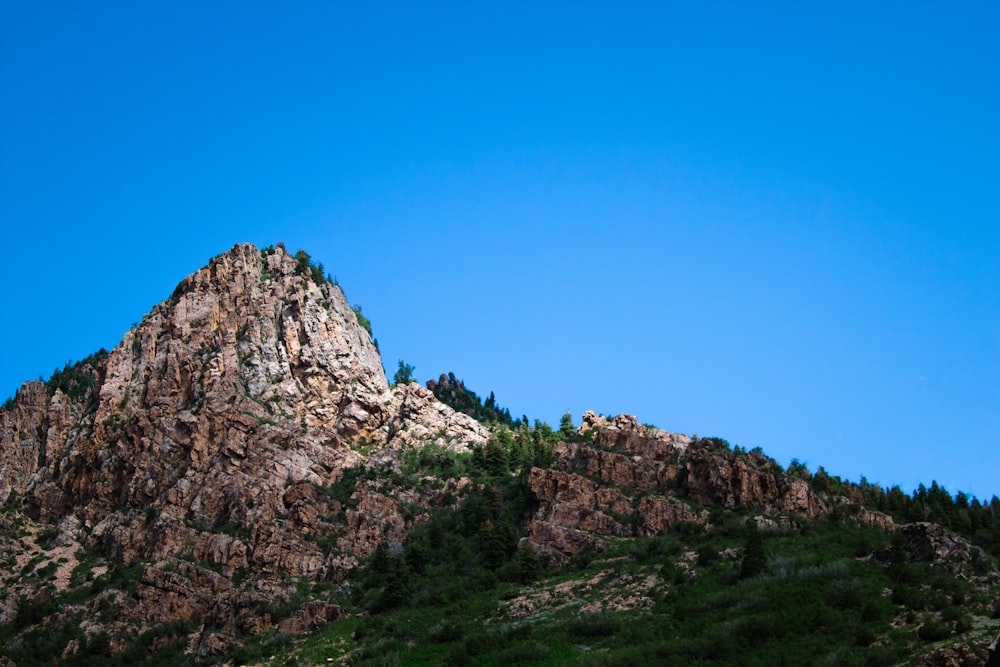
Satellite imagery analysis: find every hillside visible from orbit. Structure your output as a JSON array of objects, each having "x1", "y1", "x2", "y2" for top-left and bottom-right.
[{"x1": 1, "y1": 244, "x2": 998, "y2": 666}]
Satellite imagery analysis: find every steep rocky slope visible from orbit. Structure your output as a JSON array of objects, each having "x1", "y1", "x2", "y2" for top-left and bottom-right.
[{"x1": 0, "y1": 243, "x2": 487, "y2": 656}]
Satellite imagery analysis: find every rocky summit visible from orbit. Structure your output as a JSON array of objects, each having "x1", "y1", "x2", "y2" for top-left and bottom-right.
[
  {"x1": 0, "y1": 244, "x2": 488, "y2": 657},
  {"x1": 1, "y1": 243, "x2": 998, "y2": 665}
]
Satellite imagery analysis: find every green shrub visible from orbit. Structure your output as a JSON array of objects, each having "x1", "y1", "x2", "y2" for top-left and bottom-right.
[
  {"x1": 740, "y1": 524, "x2": 767, "y2": 578},
  {"x1": 917, "y1": 620, "x2": 951, "y2": 642},
  {"x1": 567, "y1": 612, "x2": 621, "y2": 639},
  {"x1": 940, "y1": 606, "x2": 963, "y2": 622},
  {"x1": 697, "y1": 545, "x2": 720, "y2": 566},
  {"x1": 43, "y1": 350, "x2": 109, "y2": 401},
  {"x1": 352, "y1": 305, "x2": 374, "y2": 338},
  {"x1": 392, "y1": 360, "x2": 415, "y2": 386},
  {"x1": 954, "y1": 614, "x2": 973, "y2": 633},
  {"x1": 497, "y1": 641, "x2": 552, "y2": 663},
  {"x1": 427, "y1": 618, "x2": 464, "y2": 643},
  {"x1": 855, "y1": 625, "x2": 877, "y2": 647}
]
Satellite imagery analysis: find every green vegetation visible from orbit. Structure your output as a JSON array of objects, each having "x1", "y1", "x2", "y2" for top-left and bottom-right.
[
  {"x1": 351, "y1": 304, "x2": 375, "y2": 345},
  {"x1": 233, "y1": 413, "x2": 998, "y2": 666},
  {"x1": 430, "y1": 371, "x2": 520, "y2": 426},
  {"x1": 1, "y1": 251, "x2": 998, "y2": 665},
  {"x1": 293, "y1": 248, "x2": 328, "y2": 285},
  {"x1": 878, "y1": 482, "x2": 1000, "y2": 557},
  {"x1": 790, "y1": 462, "x2": 1000, "y2": 561},
  {"x1": 739, "y1": 522, "x2": 767, "y2": 579},
  {"x1": 1, "y1": 390, "x2": 997, "y2": 666},
  {"x1": 45, "y1": 349, "x2": 109, "y2": 401},
  {"x1": 0, "y1": 549, "x2": 192, "y2": 666},
  {"x1": 4, "y1": 348, "x2": 110, "y2": 410},
  {"x1": 268, "y1": 488, "x2": 998, "y2": 666},
  {"x1": 392, "y1": 359, "x2": 415, "y2": 386}
]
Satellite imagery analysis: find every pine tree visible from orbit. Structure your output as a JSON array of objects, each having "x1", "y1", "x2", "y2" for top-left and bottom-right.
[
  {"x1": 559, "y1": 412, "x2": 576, "y2": 440},
  {"x1": 392, "y1": 359, "x2": 415, "y2": 386},
  {"x1": 377, "y1": 555, "x2": 412, "y2": 611},
  {"x1": 484, "y1": 442, "x2": 509, "y2": 477},
  {"x1": 516, "y1": 543, "x2": 542, "y2": 582},
  {"x1": 740, "y1": 523, "x2": 767, "y2": 579}
]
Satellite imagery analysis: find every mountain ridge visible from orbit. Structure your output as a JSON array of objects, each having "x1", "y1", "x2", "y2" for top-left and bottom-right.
[{"x1": 1, "y1": 243, "x2": 998, "y2": 665}]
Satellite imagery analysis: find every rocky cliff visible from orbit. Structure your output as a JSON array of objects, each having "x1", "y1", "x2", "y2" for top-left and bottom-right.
[
  {"x1": 0, "y1": 243, "x2": 488, "y2": 656},
  {"x1": 523, "y1": 412, "x2": 829, "y2": 562}
]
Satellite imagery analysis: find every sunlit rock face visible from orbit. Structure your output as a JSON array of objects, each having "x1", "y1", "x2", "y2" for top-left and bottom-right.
[
  {"x1": 525, "y1": 418, "x2": 828, "y2": 562},
  {"x1": 0, "y1": 243, "x2": 487, "y2": 651}
]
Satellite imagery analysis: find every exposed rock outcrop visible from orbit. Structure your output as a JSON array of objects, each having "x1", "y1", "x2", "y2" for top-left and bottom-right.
[
  {"x1": 525, "y1": 419, "x2": 828, "y2": 560},
  {"x1": 386, "y1": 383, "x2": 489, "y2": 452},
  {"x1": 916, "y1": 642, "x2": 988, "y2": 667},
  {"x1": 683, "y1": 446, "x2": 826, "y2": 516},
  {"x1": 889, "y1": 521, "x2": 992, "y2": 573},
  {"x1": 0, "y1": 243, "x2": 488, "y2": 646}
]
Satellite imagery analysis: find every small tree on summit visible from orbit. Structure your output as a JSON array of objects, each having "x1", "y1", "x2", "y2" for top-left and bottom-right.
[
  {"x1": 393, "y1": 360, "x2": 415, "y2": 386},
  {"x1": 559, "y1": 412, "x2": 577, "y2": 441},
  {"x1": 294, "y1": 249, "x2": 312, "y2": 277}
]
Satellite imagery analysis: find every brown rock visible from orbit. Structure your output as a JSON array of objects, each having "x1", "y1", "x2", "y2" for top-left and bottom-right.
[
  {"x1": 856, "y1": 508, "x2": 895, "y2": 531},
  {"x1": 385, "y1": 383, "x2": 489, "y2": 452},
  {"x1": 193, "y1": 533, "x2": 249, "y2": 575},
  {"x1": 916, "y1": 642, "x2": 987, "y2": 667},
  {"x1": 684, "y1": 448, "x2": 825, "y2": 517},
  {"x1": 524, "y1": 415, "x2": 835, "y2": 563},
  {"x1": 136, "y1": 566, "x2": 212, "y2": 624},
  {"x1": 577, "y1": 410, "x2": 608, "y2": 435},
  {"x1": 0, "y1": 382, "x2": 50, "y2": 503},
  {"x1": 891, "y1": 522, "x2": 993, "y2": 573},
  {"x1": 526, "y1": 468, "x2": 623, "y2": 561},
  {"x1": 275, "y1": 600, "x2": 345, "y2": 634},
  {"x1": 0, "y1": 243, "x2": 493, "y2": 652},
  {"x1": 637, "y1": 496, "x2": 700, "y2": 534},
  {"x1": 195, "y1": 631, "x2": 235, "y2": 658}
]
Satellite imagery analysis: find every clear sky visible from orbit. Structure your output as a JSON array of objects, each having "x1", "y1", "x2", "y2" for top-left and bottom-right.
[{"x1": 1, "y1": 2, "x2": 997, "y2": 500}]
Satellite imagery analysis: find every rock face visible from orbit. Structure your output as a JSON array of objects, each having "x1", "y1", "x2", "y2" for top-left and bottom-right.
[
  {"x1": 525, "y1": 425, "x2": 828, "y2": 562},
  {"x1": 889, "y1": 522, "x2": 992, "y2": 573},
  {"x1": 386, "y1": 382, "x2": 489, "y2": 452},
  {"x1": 0, "y1": 243, "x2": 488, "y2": 650},
  {"x1": 683, "y1": 447, "x2": 826, "y2": 517}
]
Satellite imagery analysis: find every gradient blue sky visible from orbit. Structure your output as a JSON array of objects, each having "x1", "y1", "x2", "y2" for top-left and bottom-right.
[{"x1": 2, "y1": 2, "x2": 997, "y2": 499}]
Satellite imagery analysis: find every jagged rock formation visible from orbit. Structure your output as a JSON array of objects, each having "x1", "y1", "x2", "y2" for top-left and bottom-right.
[
  {"x1": 887, "y1": 522, "x2": 993, "y2": 574},
  {"x1": 525, "y1": 416, "x2": 827, "y2": 562},
  {"x1": 0, "y1": 243, "x2": 488, "y2": 655}
]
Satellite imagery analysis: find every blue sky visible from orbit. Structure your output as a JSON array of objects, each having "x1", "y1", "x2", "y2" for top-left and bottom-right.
[{"x1": 1, "y1": 2, "x2": 997, "y2": 499}]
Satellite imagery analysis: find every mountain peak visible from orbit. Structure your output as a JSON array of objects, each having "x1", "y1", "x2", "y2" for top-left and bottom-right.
[{"x1": 0, "y1": 243, "x2": 488, "y2": 651}]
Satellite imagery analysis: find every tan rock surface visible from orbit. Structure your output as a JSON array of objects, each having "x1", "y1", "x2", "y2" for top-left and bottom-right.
[{"x1": 0, "y1": 243, "x2": 493, "y2": 645}]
